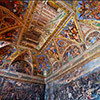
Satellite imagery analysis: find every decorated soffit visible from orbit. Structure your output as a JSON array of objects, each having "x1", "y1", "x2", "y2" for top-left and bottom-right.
[{"x1": 0, "y1": 0, "x2": 100, "y2": 79}]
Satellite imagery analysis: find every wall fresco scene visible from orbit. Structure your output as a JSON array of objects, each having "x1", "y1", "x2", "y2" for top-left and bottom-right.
[
  {"x1": 0, "y1": 77, "x2": 45, "y2": 100},
  {"x1": 45, "y1": 57, "x2": 100, "y2": 100}
]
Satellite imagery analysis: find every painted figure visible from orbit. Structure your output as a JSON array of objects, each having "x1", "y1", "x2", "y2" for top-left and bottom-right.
[
  {"x1": 62, "y1": 45, "x2": 80, "y2": 64},
  {"x1": 58, "y1": 18, "x2": 81, "y2": 43},
  {"x1": 0, "y1": 29, "x2": 19, "y2": 43},
  {"x1": 77, "y1": 0, "x2": 100, "y2": 20},
  {"x1": 10, "y1": 60, "x2": 32, "y2": 75},
  {"x1": 1, "y1": 79, "x2": 45, "y2": 100},
  {"x1": 0, "y1": 0, "x2": 29, "y2": 20},
  {"x1": 86, "y1": 31, "x2": 100, "y2": 48},
  {"x1": 0, "y1": 45, "x2": 16, "y2": 67}
]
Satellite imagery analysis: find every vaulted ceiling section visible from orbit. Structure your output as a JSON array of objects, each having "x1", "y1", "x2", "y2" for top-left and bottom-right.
[{"x1": 0, "y1": 0, "x2": 100, "y2": 83}]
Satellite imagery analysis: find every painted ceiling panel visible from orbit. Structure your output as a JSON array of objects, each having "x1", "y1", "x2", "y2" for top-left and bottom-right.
[
  {"x1": 36, "y1": 55, "x2": 51, "y2": 76},
  {"x1": 0, "y1": 6, "x2": 23, "y2": 34},
  {"x1": 44, "y1": 41, "x2": 60, "y2": 65},
  {"x1": 0, "y1": 44, "x2": 17, "y2": 68},
  {"x1": 0, "y1": 0, "x2": 30, "y2": 20},
  {"x1": 0, "y1": 0, "x2": 100, "y2": 78},
  {"x1": 55, "y1": 38, "x2": 68, "y2": 55},
  {"x1": 62, "y1": 45, "x2": 81, "y2": 64},
  {"x1": 76, "y1": 0, "x2": 100, "y2": 20},
  {"x1": 0, "y1": 28, "x2": 21, "y2": 44},
  {"x1": 57, "y1": 17, "x2": 82, "y2": 44}
]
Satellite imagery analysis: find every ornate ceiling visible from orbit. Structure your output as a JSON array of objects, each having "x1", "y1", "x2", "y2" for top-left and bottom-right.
[{"x1": 0, "y1": 0, "x2": 100, "y2": 81}]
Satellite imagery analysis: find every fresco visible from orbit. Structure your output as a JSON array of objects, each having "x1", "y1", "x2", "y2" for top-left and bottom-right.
[
  {"x1": 0, "y1": 0, "x2": 30, "y2": 20},
  {"x1": 22, "y1": 51, "x2": 32, "y2": 64},
  {"x1": 65, "y1": 0, "x2": 73, "y2": 7},
  {"x1": 0, "y1": 78, "x2": 45, "y2": 100},
  {"x1": 20, "y1": 0, "x2": 67, "y2": 50},
  {"x1": 43, "y1": 38, "x2": 84, "y2": 73},
  {"x1": 76, "y1": 0, "x2": 100, "y2": 20},
  {"x1": 12, "y1": 50, "x2": 32, "y2": 64},
  {"x1": 55, "y1": 38, "x2": 68, "y2": 55},
  {"x1": 0, "y1": 7, "x2": 22, "y2": 33},
  {"x1": 62, "y1": 45, "x2": 81, "y2": 65},
  {"x1": 36, "y1": 55, "x2": 51, "y2": 76},
  {"x1": 10, "y1": 60, "x2": 32, "y2": 75},
  {"x1": 52, "y1": 61, "x2": 62, "y2": 73},
  {"x1": 79, "y1": 20, "x2": 100, "y2": 30},
  {"x1": 80, "y1": 43, "x2": 86, "y2": 51},
  {"x1": 19, "y1": 48, "x2": 25, "y2": 52},
  {"x1": 55, "y1": 38, "x2": 79, "y2": 55},
  {"x1": 31, "y1": 51, "x2": 35, "y2": 56},
  {"x1": 44, "y1": 42, "x2": 60, "y2": 65},
  {"x1": 0, "y1": 41, "x2": 9, "y2": 48},
  {"x1": 86, "y1": 31, "x2": 100, "y2": 48},
  {"x1": 33, "y1": 64, "x2": 38, "y2": 76},
  {"x1": 88, "y1": 21, "x2": 100, "y2": 30},
  {"x1": 0, "y1": 28, "x2": 20, "y2": 44},
  {"x1": 0, "y1": 45, "x2": 17, "y2": 68},
  {"x1": 45, "y1": 57, "x2": 100, "y2": 100},
  {"x1": 0, "y1": 0, "x2": 100, "y2": 79},
  {"x1": 78, "y1": 22, "x2": 92, "y2": 35},
  {"x1": 56, "y1": 56, "x2": 100, "y2": 84},
  {"x1": 0, "y1": 77, "x2": 4, "y2": 93},
  {"x1": 57, "y1": 17, "x2": 82, "y2": 43}
]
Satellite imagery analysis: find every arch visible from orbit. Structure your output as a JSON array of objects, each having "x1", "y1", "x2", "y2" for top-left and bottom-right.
[
  {"x1": 52, "y1": 61, "x2": 62, "y2": 73},
  {"x1": 62, "y1": 44, "x2": 81, "y2": 65},
  {"x1": 10, "y1": 60, "x2": 32, "y2": 75},
  {"x1": 85, "y1": 30, "x2": 100, "y2": 48},
  {"x1": 9, "y1": 50, "x2": 33, "y2": 75},
  {"x1": 0, "y1": 41, "x2": 19, "y2": 70},
  {"x1": 0, "y1": 41, "x2": 9, "y2": 48},
  {"x1": 0, "y1": 44, "x2": 17, "y2": 69},
  {"x1": 0, "y1": 40, "x2": 19, "y2": 51}
]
